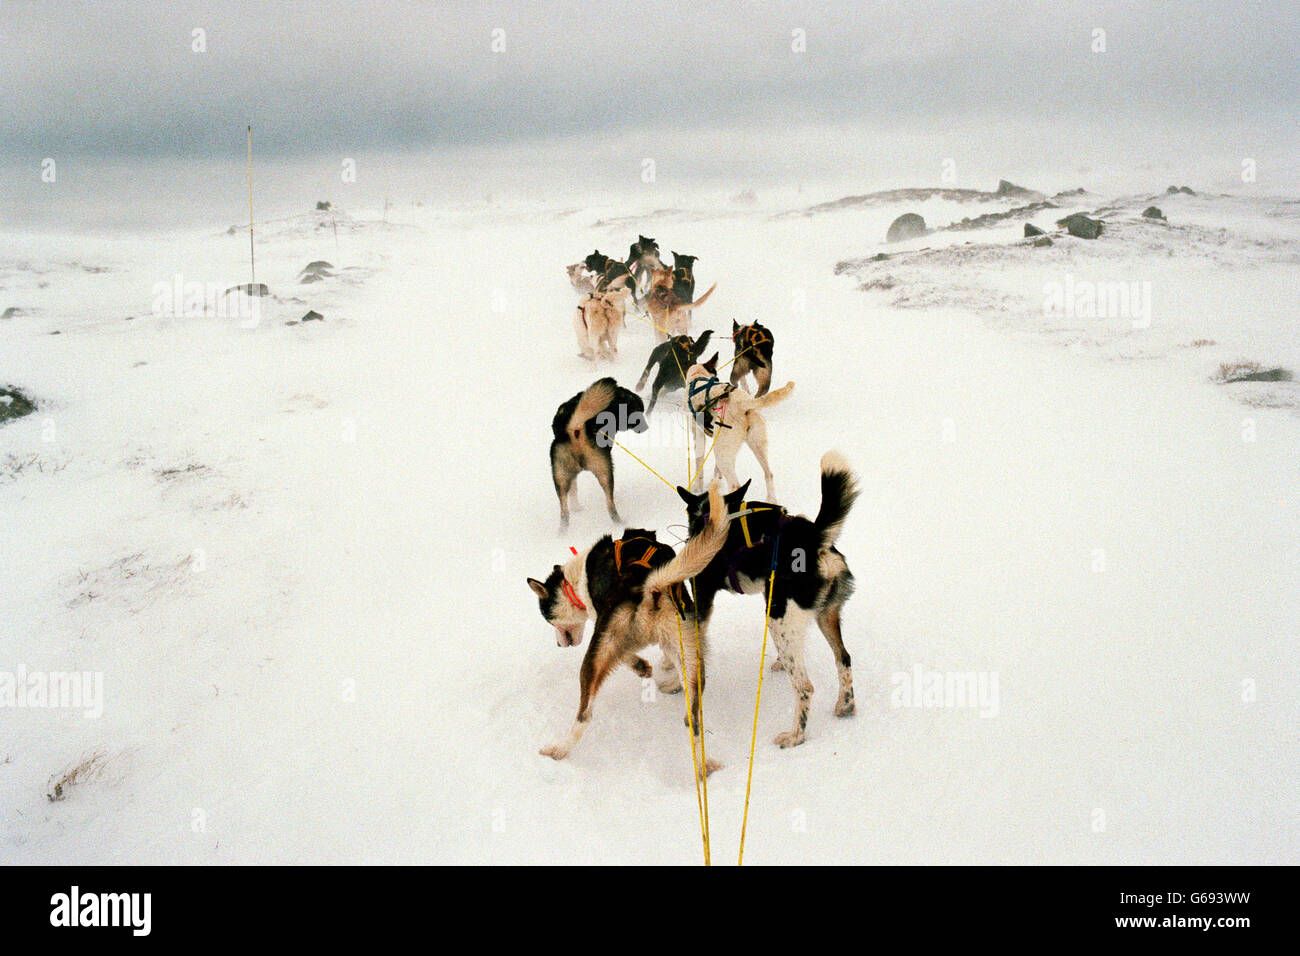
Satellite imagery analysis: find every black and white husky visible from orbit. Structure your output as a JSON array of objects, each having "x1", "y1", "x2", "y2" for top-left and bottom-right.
[
  {"x1": 549, "y1": 378, "x2": 647, "y2": 530},
  {"x1": 527, "y1": 482, "x2": 729, "y2": 770},
  {"x1": 676, "y1": 451, "x2": 860, "y2": 748}
]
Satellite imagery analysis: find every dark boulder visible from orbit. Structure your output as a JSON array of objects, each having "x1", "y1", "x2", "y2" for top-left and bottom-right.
[
  {"x1": 1024, "y1": 223, "x2": 1046, "y2": 237},
  {"x1": 886, "y1": 213, "x2": 928, "y2": 242},
  {"x1": 316, "y1": 201, "x2": 332, "y2": 211},
  {"x1": 0, "y1": 387, "x2": 36, "y2": 425},
  {"x1": 1142, "y1": 206, "x2": 1165, "y2": 220},
  {"x1": 1056, "y1": 213, "x2": 1104, "y2": 239},
  {"x1": 996, "y1": 180, "x2": 1038, "y2": 199}
]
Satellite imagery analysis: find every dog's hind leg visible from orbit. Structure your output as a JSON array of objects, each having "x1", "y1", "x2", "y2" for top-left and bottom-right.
[
  {"x1": 568, "y1": 481, "x2": 583, "y2": 514},
  {"x1": 636, "y1": 344, "x2": 664, "y2": 393},
  {"x1": 659, "y1": 623, "x2": 720, "y2": 775},
  {"x1": 574, "y1": 305, "x2": 595, "y2": 361},
  {"x1": 769, "y1": 603, "x2": 814, "y2": 748},
  {"x1": 817, "y1": 605, "x2": 855, "y2": 717},
  {"x1": 744, "y1": 414, "x2": 778, "y2": 502},
  {"x1": 554, "y1": 473, "x2": 573, "y2": 531},
  {"x1": 541, "y1": 613, "x2": 625, "y2": 760},
  {"x1": 591, "y1": 452, "x2": 621, "y2": 523}
]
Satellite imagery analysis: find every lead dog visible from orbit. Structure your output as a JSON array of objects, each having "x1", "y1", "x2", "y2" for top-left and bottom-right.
[
  {"x1": 527, "y1": 481, "x2": 729, "y2": 769},
  {"x1": 625, "y1": 235, "x2": 663, "y2": 297},
  {"x1": 574, "y1": 287, "x2": 630, "y2": 361},
  {"x1": 676, "y1": 452, "x2": 860, "y2": 748},
  {"x1": 550, "y1": 378, "x2": 647, "y2": 529},
  {"x1": 685, "y1": 353, "x2": 793, "y2": 501}
]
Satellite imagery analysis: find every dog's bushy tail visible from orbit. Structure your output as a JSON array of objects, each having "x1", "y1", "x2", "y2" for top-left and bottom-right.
[
  {"x1": 755, "y1": 381, "x2": 794, "y2": 409},
  {"x1": 567, "y1": 378, "x2": 617, "y2": 447},
  {"x1": 815, "y1": 451, "x2": 860, "y2": 550},
  {"x1": 686, "y1": 282, "x2": 717, "y2": 310},
  {"x1": 644, "y1": 481, "x2": 728, "y2": 595}
]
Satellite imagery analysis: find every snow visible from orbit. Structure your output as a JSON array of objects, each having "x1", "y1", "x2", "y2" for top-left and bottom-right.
[{"x1": 2, "y1": 186, "x2": 1297, "y2": 864}]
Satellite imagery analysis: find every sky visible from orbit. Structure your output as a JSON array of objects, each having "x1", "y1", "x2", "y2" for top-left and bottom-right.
[{"x1": 1, "y1": 0, "x2": 1297, "y2": 228}]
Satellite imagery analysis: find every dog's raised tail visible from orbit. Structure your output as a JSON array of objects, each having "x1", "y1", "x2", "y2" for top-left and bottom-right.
[
  {"x1": 815, "y1": 450, "x2": 860, "y2": 549},
  {"x1": 687, "y1": 283, "x2": 718, "y2": 309},
  {"x1": 567, "y1": 378, "x2": 617, "y2": 446},
  {"x1": 644, "y1": 481, "x2": 728, "y2": 595},
  {"x1": 756, "y1": 381, "x2": 794, "y2": 409}
]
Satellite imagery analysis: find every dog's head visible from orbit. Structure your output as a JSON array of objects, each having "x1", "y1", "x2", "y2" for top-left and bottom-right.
[
  {"x1": 672, "y1": 252, "x2": 698, "y2": 272},
  {"x1": 677, "y1": 480, "x2": 750, "y2": 538},
  {"x1": 584, "y1": 250, "x2": 610, "y2": 273},
  {"x1": 613, "y1": 386, "x2": 649, "y2": 434},
  {"x1": 528, "y1": 565, "x2": 590, "y2": 647}
]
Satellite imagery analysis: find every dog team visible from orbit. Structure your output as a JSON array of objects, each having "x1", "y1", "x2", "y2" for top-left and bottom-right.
[{"x1": 530, "y1": 233, "x2": 862, "y2": 776}]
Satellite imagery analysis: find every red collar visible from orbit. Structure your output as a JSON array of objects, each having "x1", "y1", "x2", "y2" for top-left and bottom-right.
[{"x1": 561, "y1": 578, "x2": 586, "y2": 611}]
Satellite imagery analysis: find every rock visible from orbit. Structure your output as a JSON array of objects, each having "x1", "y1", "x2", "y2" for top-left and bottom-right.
[
  {"x1": 1024, "y1": 223, "x2": 1045, "y2": 237},
  {"x1": 1179, "y1": 186, "x2": 1196, "y2": 195},
  {"x1": 2, "y1": 307, "x2": 27, "y2": 319},
  {"x1": 316, "y1": 201, "x2": 332, "y2": 211},
  {"x1": 300, "y1": 310, "x2": 324, "y2": 322},
  {"x1": 871, "y1": 252, "x2": 890, "y2": 261},
  {"x1": 1056, "y1": 213, "x2": 1104, "y2": 239},
  {"x1": 886, "y1": 213, "x2": 928, "y2": 242},
  {"x1": 0, "y1": 387, "x2": 36, "y2": 425},
  {"x1": 299, "y1": 260, "x2": 336, "y2": 283},
  {"x1": 996, "y1": 179, "x2": 1038, "y2": 199},
  {"x1": 1030, "y1": 236, "x2": 1053, "y2": 247},
  {"x1": 1166, "y1": 185, "x2": 1180, "y2": 194},
  {"x1": 1142, "y1": 206, "x2": 1166, "y2": 220},
  {"x1": 225, "y1": 283, "x2": 270, "y2": 297},
  {"x1": 1219, "y1": 364, "x2": 1292, "y2": 384}
]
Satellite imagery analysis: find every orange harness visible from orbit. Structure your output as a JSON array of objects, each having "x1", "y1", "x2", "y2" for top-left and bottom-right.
[
  {"x1": 736, "y1": 326, "x2": 772, "y2": 350},
  {"x1": 613, "y1": 537, "x2": 659, "y2": 572}
]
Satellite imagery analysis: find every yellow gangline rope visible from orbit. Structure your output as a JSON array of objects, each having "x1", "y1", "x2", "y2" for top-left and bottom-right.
[
  {"x1": 738, "y1": 564, "x2": 778, "y2": 866},
  {"x1": 610, "y1": 438, "x2": 676, "y2": 491},
  {"x1": 674, "y1": 608, "x2": 710, "y2": 865}
]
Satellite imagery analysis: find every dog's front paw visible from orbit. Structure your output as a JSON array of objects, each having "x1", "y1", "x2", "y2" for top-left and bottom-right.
[
  {"x1": 539, "y1": 743, "x2": 570, "y2": 761},
  {"x1": 835, "y1": 693, "x2": 856, "y2": 718},
  {"x1": 773, "y1": 730, "x2": 806, "y2": 749}
]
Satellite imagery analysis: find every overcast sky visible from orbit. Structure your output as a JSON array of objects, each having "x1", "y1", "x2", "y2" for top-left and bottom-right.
[
  {"x1": 2, "y1": 0, "x2": 1296, "y2": 159},
  {"x1": 2, "y1": 1, "x2": 1296, "y2": 229}
]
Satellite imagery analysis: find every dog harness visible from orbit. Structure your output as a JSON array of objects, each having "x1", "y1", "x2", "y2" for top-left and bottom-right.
[
  {"x1": 613, "y1": 536, "x2": 689, "y2": 617},
  {"x1": 723, "y1": 503, "x2": 791, "y2": 593},
  {"x1": 734, "y1": 325, "x2": 772, "y2": 354},
  {"x1": 688, "y1": 376, "x2": 732, "y2": 435},
  {"x1": 613, "y1": 536, "x2": 659, "y2": 573}
]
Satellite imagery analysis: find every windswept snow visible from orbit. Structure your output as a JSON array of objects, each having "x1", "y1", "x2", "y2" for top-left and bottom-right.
[{"x1": 2, "y1": 188, "x2": 1297, "y2": 864}]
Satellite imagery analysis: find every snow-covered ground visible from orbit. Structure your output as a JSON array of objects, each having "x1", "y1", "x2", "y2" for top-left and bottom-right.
[{"x1": 2, "y1": 185, "x2": 1297, "y2": 864}]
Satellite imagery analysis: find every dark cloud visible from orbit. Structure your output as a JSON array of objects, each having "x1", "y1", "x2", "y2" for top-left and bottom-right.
[{"x1": 2, "y1": 0, "x2": 1296, "y2": 159}]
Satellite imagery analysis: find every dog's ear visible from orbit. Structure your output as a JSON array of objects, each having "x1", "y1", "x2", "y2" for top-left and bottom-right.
[
  {"x1": 704, "y1": 352, "x2": 719, "y2": 374},
  {"x1": 676, "y1": 485, "x2": 698, "y2": 504},
  {"x1": 527, "y1": 578, "x2": 548, "y2": 599},
  {"x1": 732, "y1": 319, "x2": 740, "y2": 332},
  {"x1": 727, "y1": 480, "x2": 752, "y2": 505}
]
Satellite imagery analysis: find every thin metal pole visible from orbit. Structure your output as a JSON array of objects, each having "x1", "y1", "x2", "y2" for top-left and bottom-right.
[{"x1": 247, "y1": 125, "x2": 255, "y2": 285}]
